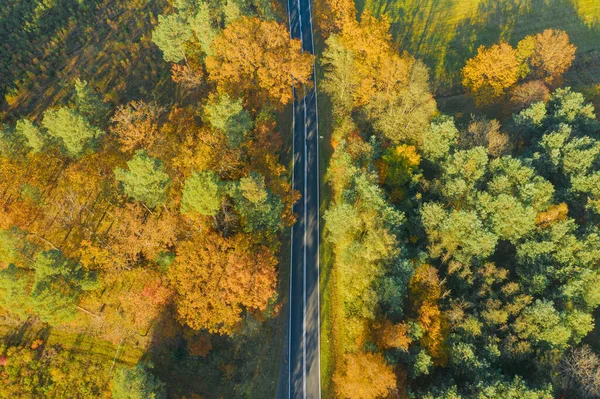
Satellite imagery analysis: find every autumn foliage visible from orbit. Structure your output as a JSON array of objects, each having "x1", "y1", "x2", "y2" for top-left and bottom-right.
[
  {"x1": 409, "y1": 264, "x2": 448, "y2": 366},
  {"x1": 314, "y1": 0, "x2": 358, "y2": 36},
  {"x1": 171, "y1": 232, "x2": 277, "y2": 334},
  {"x1": 206, "y1": 17, "x2": 315, "y2": 107},
  {"x1": 462, "y1": 29, "x2": 576, "y2": 106},
  {"x1": 518, "y1": 29, "x2": 576, "y2": 85},
  {"x1": 462, "y1": 42, "x2": 520, "y2": 106},
  {"x1": 333, "y1": 352, "x2": 397, "y2": 399},
  {"x1": 376, "y1": 320, "x2": 412, "y2": 351}
]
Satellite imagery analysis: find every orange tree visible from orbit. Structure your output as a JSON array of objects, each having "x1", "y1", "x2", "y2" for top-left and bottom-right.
[{"x1": 170, "y1": 231, "x2": 277, "y2": 335}]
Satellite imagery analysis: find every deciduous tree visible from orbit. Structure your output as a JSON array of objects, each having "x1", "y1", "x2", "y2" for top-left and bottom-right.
[
  {"x1": 206, "y1": 17, "x2": 314, "y2": 106},
  {"x1": 519, "y1": 29, "x2": 576, "y2": 85},
  {"x1": 171, "y1": 232, "x2": 277, "y2": 334},
  {"x1": 111, "y1": 101, "x2": 164, "y2": 153},
  {"x1": 462, "y1": 42, "x2": 520, "y2": 106},
  {"x1": 333, "y1": 352, "x2": 396, "y2": 399}
]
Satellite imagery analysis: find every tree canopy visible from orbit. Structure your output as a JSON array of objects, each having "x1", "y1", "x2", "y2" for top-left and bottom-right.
[{"x1": 114, "y1": 151, "x2": 172, "y2": 208}]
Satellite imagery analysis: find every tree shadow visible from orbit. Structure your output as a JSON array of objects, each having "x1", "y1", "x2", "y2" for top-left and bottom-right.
[
  {"x1": 0, "y1": 0, "x2": 84, "y2": 107},
  {"x1": 0, "y1": 0, "x2": 174, "y2": 121},
  {"x1": 4, "y1": 317, "x2": 33, "y2": 346},
  {"x1": 146, "y1": 301, "x2": 286, "y2": 397}
]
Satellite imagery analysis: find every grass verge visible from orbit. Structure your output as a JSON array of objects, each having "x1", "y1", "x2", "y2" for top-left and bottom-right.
[{"x1": 311, "y1": 17, "x2": 344, "y2": 399}]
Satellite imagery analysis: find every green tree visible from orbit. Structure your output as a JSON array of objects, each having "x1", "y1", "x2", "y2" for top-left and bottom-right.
[
  {"x1": 546, "y1": 88, "x2": 598, "y2": 134},
  {"x1": 0, "y1": 264, "x2": 33, "y2": 320},
  {"x1": 0, "y1": 228, "x2": 27, "y2": 269},
  {"x1": 15, "y1": 119, "x2": 44, "y2": 153},
  {"x1": 439, "y1": 147, "x2": 489, "y2": 207},
  {"x1": 421, "y1": 203, "x2": 497, "y2": 264},
  {"x1": 111, "y1": 363, "x2": 166, "y2": 399},
  {"x1": 0, "y1": 250, "x2": 97, "y2": 325},
  {"x1": 232, "y1": 172, "x2": 283, "y2": 236},
  {"x1": 474, "y1": 377, "x2": 553, "y2": 398},
  {"x1": 42, "y1": 107, "x2": 103, "y2": 156},
  {"x1": 30, "y1": 250, "x2": 97, "y2": 325},
  {"x1": 181, "y1": 171, "x2": 224, "y2": 216},
  {"x1": 204, "y1": 94, "x2": 253, "y2": 148},
  {"x1": 189, "y1": 1, "x2": 218, "y2": 55},
  {"x1": 114, "y1": 150, "x2": 171, "y2": 208},
  {"x1": 324, "y1": 140, "x2": 405, "y2": 323},
  {"x1": 152, "y1": 14, "x2": 193, "y2": 63},
  {"x1": 422, "y1": 116, "x2": 458, "y2": 162},
  {"x1": 513, "y1": 300, "x2": 581, "y2": 350},
  {"x1": 73, "y1": 79, "x2": 109, "y2": 127},
  {"x1": 478, "y1": 193, "x2": 537, "y2": 243}
]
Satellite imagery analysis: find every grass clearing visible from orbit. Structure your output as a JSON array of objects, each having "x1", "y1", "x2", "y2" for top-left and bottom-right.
[
  {"x1": 357, "y1": 0, "x2": 600, "y2": 95},
  {"x1": 0, "y1": 317, "x2": 144, "y2": 372}
]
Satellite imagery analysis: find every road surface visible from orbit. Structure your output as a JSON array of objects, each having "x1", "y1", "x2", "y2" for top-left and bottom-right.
[{"x1": 280, "y1": 0, "x2": 321, "y2": 397}]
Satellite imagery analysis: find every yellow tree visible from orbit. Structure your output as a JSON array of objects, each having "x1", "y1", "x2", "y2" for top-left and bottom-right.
[
  {"x1": 118, "y1": 270, "x2": 172, "y2": 332},
  {"x1": 333, "y1": 351, "x2": 396, "y2": 399},
  {"x1": 379, "y1": 144, "x2": 421, "y2": 201},
  {"x1": 337, "y1": 13, "x2": 394, "y2": 107},
  {"x1": 376, "y1": 320, "x2": 412, "y2": 351},
  {"x1": 110, "y1": 101, "x2": 164, "y2": 153},
  {"x1": 110, "y1": 203, "x2": 178, "y2": 262},
  {"x1": 314, "y1": 0, "x2": 357, "y2": 36},
  {"x1": 205, "y1": 17, "x2": 314, "y2": 107},
  {"x1": 322, "y1": 13, "x2": 436, "y2": 144},
  {"x1": 409, "y1": 264, "x2": 448, "y2": 366},
  {"x1": 462, "y1": 42, "x2": 520, "y2": 106}
]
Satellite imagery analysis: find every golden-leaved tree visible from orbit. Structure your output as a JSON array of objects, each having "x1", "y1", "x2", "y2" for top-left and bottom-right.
[
  {"x1": 463, "y1": 30, "x2": 576, "y2": 106},
  {"x1": 462, "y1": 42, "x2": 520, "y2": 106},
  {"x1": 333, "y1": 351, "x2": 397, "y2": 399},
  {"x1": 206, "y1": 17, "x2": 315, "y2": 108},
  {"x1": 321, "y1": 13, "x2": 436, "y2": 145},
  {"x1": 517, "y1": 29, "x2": 576, "y2": 85}
]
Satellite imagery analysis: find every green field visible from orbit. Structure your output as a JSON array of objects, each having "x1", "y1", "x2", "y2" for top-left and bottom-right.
[{"x1": 358, "y1": 0, "x2": 600, "y2": 94}]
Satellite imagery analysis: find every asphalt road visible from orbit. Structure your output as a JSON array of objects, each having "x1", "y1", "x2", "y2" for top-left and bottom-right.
[{"x1": 279, "y1": 0, "x2": 321, "y2": 397}]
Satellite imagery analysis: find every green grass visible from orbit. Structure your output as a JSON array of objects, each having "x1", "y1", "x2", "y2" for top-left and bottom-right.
[
  {"x1": 357, "y1": 0, "x2": 600, "y2": 95},
  {"x1": 312, "y1": 24, "x2": 345, "y2": 399},
  {"x1": 0, "y1": 317, "x2": 144, "y2": 369}
]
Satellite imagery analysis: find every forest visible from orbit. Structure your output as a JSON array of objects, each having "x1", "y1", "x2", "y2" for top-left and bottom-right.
[
  {"x1": 0, "y1": 0, "x2": 599, "y2": 398},
  {"x1": 0, "y1": 0, "x2": 312, "y2": 397},
  {"x1": 317, "y1": 0, "x2": 600, "y2": 398}
]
